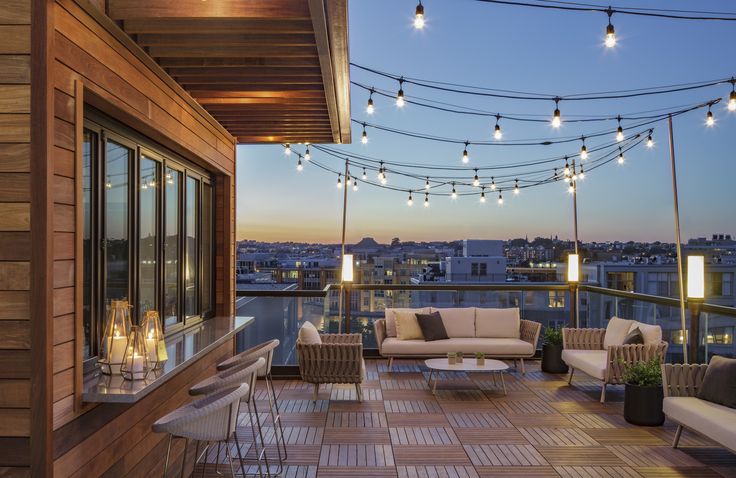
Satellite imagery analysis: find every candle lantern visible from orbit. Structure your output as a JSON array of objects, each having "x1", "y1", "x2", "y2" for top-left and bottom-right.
[
  {"x1": 120, "y1": 325, "x2": 151, "y2": 381},
  {"x1": 98, "y1": 300, "x2": 133, "y2": 375},
  {"x1": 142, "y1": 310, "x2": 168, "y2": 370}
]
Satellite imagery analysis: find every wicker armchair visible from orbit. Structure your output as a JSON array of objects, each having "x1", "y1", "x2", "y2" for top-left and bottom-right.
[
  {"x1": 562, "y1": 327, "x2": 668, "y2": 402},
  {"x1": 297, "y1": 333, "x2": 364, "y2": 402}
]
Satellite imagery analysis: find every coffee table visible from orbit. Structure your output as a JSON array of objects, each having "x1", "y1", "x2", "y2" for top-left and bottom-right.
[{"x1": 424, "y1": 358, "x2": 509, "y2": 395}]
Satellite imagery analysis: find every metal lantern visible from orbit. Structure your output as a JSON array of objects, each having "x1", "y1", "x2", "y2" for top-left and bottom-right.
[
  {"x1": 120, "y1": 325, "x2": 151, "y2": 381},
  {"x1": 98, "y1": 300, "x2": 133, "y2": 375},
  {"x1": 142, "y1": 310, "x2": 167, "y2": 370}
]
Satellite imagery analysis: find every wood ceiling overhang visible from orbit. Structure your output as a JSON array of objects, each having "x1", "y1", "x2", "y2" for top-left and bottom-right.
[{"x1": 108, "y1": 0, "x2": 351, "y2": 144}]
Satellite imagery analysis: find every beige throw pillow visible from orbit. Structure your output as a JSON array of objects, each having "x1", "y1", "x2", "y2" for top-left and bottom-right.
[
  {"x1": 603, "y1": 317, "x2": 634, "y2": 348},
  {"x1": 385, "y1": 307, "x2": 430, "y2": 337},
  {"x1": 475, "y1": 307, "x2": 520, "y2": 338},
  {"x1": 632, "y1": 321, "x2": 663, "y2": 345},
  {"x1": 395, "y1": 310, "x2": 424, "y2": 340},
  {"x1": 298, "y1": 321, "x2": 322, "y2": 345}
]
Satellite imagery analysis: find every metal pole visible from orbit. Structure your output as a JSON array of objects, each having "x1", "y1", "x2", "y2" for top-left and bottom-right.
[
  {"x1": 668, "y1": 115, "x2": 689, "y2": 364},
  {"x1": 572, "y1": 180, "x2": 580, "y2": 327},
  {"x1": 339, "y1": 159, "x2": 349, "y2": 333}
]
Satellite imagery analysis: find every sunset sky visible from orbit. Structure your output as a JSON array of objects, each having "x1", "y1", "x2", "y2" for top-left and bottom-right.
[{"x1": 237, "y1": 0, "x2": 736, "y2": 244}]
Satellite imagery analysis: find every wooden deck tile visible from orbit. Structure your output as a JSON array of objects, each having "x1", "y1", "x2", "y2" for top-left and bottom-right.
[
  {"x1": 281, "y1": 413, "x2": 328, "y2": 427},
  {"x1": 258, "y1": 426, "x2": 324, "y2": 445},
  {"x1": 583, "y1": 428, "x2": 667, "y2": 446},
  {"x1": 397, "y1": 465, "x2": 480, "y2": 478},
  {"x1": 494, "y1": 400, "x2": 558, "y2": 415},
  {"x1": 550, "y1": 401, "x2": 624, "y2": 414},
  {"x1": 389, "y1": 427, "x2": 459, "y2": 445},
  {"x1": 384, "y1": 400, "x2": 444, "y2": 414},
  {"x1": 381, "y1": 389, "x2": 437, "y2": 401},
  {"x1": 323, "y1": 428, "x2": 391, "y2": 444},
  {"x1": 536, "y1": 446, "x2": 626, "y2": 466},
  {"x1": 634, "y1": 466, "x2": 726, "y2": 477},
  {"x1": 606, "y1": 446, "x2": 705, "y2": 467},
  {"x1": 317, "y1": 467, "x2": 397, "y2": 477},
  {"x1": 464, "y1": 444, "x2": 548, "y2": 466},
  {"x1": 565, "y1": 413, "x2": 618, "y2": 429},
  {"x1": 331, "y1": 387, "x2": 382, "y2": 401},
  {"x1": 648, "y1": 428, "x2": 718, "y2": 447},
  {"x1": 453, "y1": 428, "x2": 528, "y2": 445},
  {"x1": 505, "y1": 413, "x2": 575, "y2": 427},
  {"x1": 446, "y1": 413, "x2": 512, "y2": 428},
  {"x1": 393, "y1": 445, "x2": 471, "y2": 465},
  {"x1": 474, "y1": 466, "x2": 558, "y2": 477},
  {"x1": 329, "y1": 400, "x2": 385, "y2": 412},
  {"x1": 319, "y1": 444, "x2": 395, "y2": 467},
  {"x1": 675, "y1": 447, "x2": 736, "y2": 467},
  {"x1": 554, "y1": 465, "x2": 643, "y2": 477},
  {"x1": 386, "y1": 413, "x2": 450, "y2": 427},
  {"x1": 519, "y1": 427, "x2": 600, "y2": 446},
  {"x1": 326, "y1": 412, "x2": 387, "y2": 428}
]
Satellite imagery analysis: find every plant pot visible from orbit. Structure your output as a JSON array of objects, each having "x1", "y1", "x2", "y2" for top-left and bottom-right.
[
  {"x1": 448, "y1": 355, "x2": 456, "y2": 365},
  {"x1": 541, "y1": 344, "x2": 568, "y2": 373},
  {"x1": 624, "y1": 383, "x2": 665, "y2": 426},
  {"x1": 456, "y1": 354, "x2": 463, "y2": 364},
  {"x1": 476, "y1": 358, "x2": 485, "y2": 367}
]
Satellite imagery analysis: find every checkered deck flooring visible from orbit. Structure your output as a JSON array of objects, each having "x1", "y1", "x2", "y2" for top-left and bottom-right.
[{"x1": 194, "y1": 359, "x2": 736, "y2": 478}]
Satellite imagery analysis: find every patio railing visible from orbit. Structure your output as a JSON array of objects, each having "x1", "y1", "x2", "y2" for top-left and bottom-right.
[{"x1": 234, "y1": 282, "x2": 736, "y2": 368}]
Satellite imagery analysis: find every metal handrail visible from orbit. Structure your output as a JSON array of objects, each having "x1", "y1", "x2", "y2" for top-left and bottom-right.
[
  {"x1": 580, "y1": 284, "x2": 736, "y2": 316},
  {"x1": 325, "y1": 282, "x2": 570, "y2": 292}
]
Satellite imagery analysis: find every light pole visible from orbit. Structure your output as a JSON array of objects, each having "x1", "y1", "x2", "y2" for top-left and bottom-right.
[
  {"x1": 567, "y1": 253, "x2": 580, "y2": 327},
  {"x1": 686, "y1": 255, "x2": 705, "y2": 363},
  {"x1": 341, "y1": 254, "x2": 354, "y2": 333}
]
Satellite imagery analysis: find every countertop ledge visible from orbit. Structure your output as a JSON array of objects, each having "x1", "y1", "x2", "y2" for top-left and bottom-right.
[{"x1": 82, "y1": 316, "x2": 253, "y2": 404}]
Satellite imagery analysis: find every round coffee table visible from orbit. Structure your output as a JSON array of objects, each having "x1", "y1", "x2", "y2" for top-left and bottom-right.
[{"x1": 424, "y1": 358, "x2": 509, "y2": 394}]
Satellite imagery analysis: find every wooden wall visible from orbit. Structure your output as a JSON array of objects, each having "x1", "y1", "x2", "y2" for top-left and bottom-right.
[
  {"x1": 0, "y1": 0, "x2": 238, "y2": 475},
  {"x1": 0, "y1": 0, "x2": 33, "y2": 475}
]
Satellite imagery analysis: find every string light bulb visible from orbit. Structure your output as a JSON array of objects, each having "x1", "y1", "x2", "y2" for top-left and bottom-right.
[
  {"x1": 498, "y1": 192, "x2": 504, "y2": 205},
  {"x1": 407, "y1": 192, "x2": 413, "y2": 206},
  {"x1": 425, "y1": 177, "x2": 430, "y2": 190},
  {"x1": 616, "y1": 116, "x2": 624, "y2": 142},
  {"x1": 604, "y1": 8, "x2": 616, "y2": 48},
  {"x1": 336, "y1": 175, "x2": 342, "y2": 188},
  {"x1": 462, "y1": 142, "x2": 469, "y2": 164},
  {"x1": 551, "y1": 98, "x2": 562, "y2": 128},
  {"x1": 297, "y1": 158, "x2": 303, "y2": 171},
  {"x1": 304, "y1": 146, "x2": 311, "y2": 161},
  {"x1": 366, "y1": 90, "x2": 375, "y2": 115},
  {"x1": 361, "y1": 124, "x2": 368, "y2": 144},
  {"x1": 490, "y1": 177, "x2": 496, "y2": 191},
  {"x1": 514, "y1": 179, "x2": 520, "y2": 195},
  {"x1": 580, "y1": 137, "x2": 588, "y2": 160},
  {"x1": 568, "y1": 183, "x2": 576, "y2": 194},
  {"x1": 728, "y1": 80, "x2": 736, "y2": 111},
  {"x1": 706, "y1": 107, "x2": 715, "y2": 127},
  {"x1": 646, "y1": 133, "x2": 654, "y2": 148},
  {"x1": 578, "y1": 165, "x2": 585, "y2": 180},
  {"x1": 414, "y1": 1, "x2": 425, "y2": 30},
  {"x1": 284, "y1": 143, "x2": 292, "y2": 156},
  {"x1": 106, "y1": 178, "x2": 112, "y2": 189},
  {"x1": 424, "y1": 192, "x2": 429, "y2": 207},
  {"x1": 353, "y1": 179, "x2": 358, "y2": 191},
  {"x1": 564, "y1": 158, "x2": 571, "y2": 177},
  {"x1": 362, "y1": 168, "x2": 367, "y2": 180},
  {"x1": 618, "y1": 148, "x2": 625, "y2": 165},
  {"x1": 473, "y1": 169, "x2": 480, "y2": 187},
  {"x1": 451, "y1": 182, "x2": 457, "y2": 200},
  {"x1": 480, "y1": 187, "x2": 486, "y2": 203},
  {"x1": 396, "y1": 79, "x2": 405, "y2": 108},
  {"x1": 493, "y1": 115, "x2": 502, "y2": 140}
]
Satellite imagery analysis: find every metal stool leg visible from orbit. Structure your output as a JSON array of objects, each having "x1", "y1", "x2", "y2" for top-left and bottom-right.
[
  {"x1": 163, "y1": 434, "x2": 173, "y2": 478},
  {"x1": 266, "y1": 372, "x2": 287, "y2": 472},
  {"x1": 245, "y1": 399, "x2": 267, "y2": 478},
  {"x1": 251, "y1": 398, "x2": 273, "y2": 476}
]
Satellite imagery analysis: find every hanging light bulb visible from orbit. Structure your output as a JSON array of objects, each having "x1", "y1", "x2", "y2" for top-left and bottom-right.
[
  {"x1": 646, "y1": 133, "x2": 654, "y2": 148},
  {"x1": 304, "y1": 146, "x2": 311, "y2": 161},
  {"x1": 424, "y1": 192, "x2": 429, "y2": 207},
  {"x1": 580, "y1": 137, "x2": 588, "y2": 160},
  {"x1": 618, "y1": 148, "x2": 625, "y2": 165},
  {"x1": 728, "y1": 80, "x2": 736, "y2": 111},
  {"x1": 414, "y1": 1, "x2": 425, "y2": 29},
  {"x1": 396, "y1": 79, "x2": 405, "y2": 108},
  {"x1": 380, "y1": 168, "x2": 387, "y2": 185},
  {"x1": 490, "y1": 177, "x2": 496, "y2": 191},
  {"x1": 604, "y1": 8, "x2": 616, "y2": 48},
  {"x1": 578, "y1": 165, "x2": 585, "y2": 180},
  {"x1": 361, "y1": 125, "x2": 368, "y2": 144},
  {"x1": 451, "y1": 182, "x2": 457, "y2": 200},
  {"x1": 377, "y1": 162, "x2": 384, "y2": 181},
  {"x1": 336, "y1": 175, "x2": 342, "y2": 188},
  {"x1": 366, "y1": 90, "x2": 375, "y2": 115},
  {"x1": 106, "y1": 178, "x2": 112, "y2": 189},
  {"x1": 141, "y1": 181, "x2": 148, "y2": 190},
  {"x1": 564, "y1": 158, "x2": 571, "y2": 177},
  {"x1": 551, "y1": 98, "x2": 561, "y2": 128},
  {"x1": 462, "y1": 142, "x2": 469, "y2": 164},
  {"x1": 553, "y1": 168, "x2": 559, "y2": 180},
  {"x1": 165, "y1": 172, "x2": 173, "y2": 185},
  {"x1": 498, "y1": 192, "x2": 504, "y2": 205},
  {"x1": 297, "y1": 158, "x2": 303, "y2": 171},
  {"x1": 493, "y1": 115, "x2": 502, "y2": 140},
  {"x1": 615, "y1": 116, "x2": 624, "y2": 142},
  {"x1": 407, "y1": 192, "x2": 413, "y2": 206},
  {"x1": 706, "y1": 107, "x2": 715, "y2": 127},
  {"x1": 480, "y1": 187, "x2": 486, "y2": 203},
  {"x1": 425, "y1": 177, "x2": 430, "y2": 190},
  {"x1": 148, "y1": 177, "x2": 156, "y2": 188},
  {"x1": 362, "y1": 168, "x2": 367, "y2": 180},
  {"x1": 473, "y1": 169, "x2": 480, "y2": 187},
  {"x1": 353, "y1": 179, "x2": 358, "y2": 191},
  {"x1": 568, "y1": 183, "x2": 576, "y2": 194},
  {"x1": 284, "y1": 143, "x2": 292, "y2": 156},
  {"x1": 514, "y1": 179, "x2": 520, "y2": 195}
]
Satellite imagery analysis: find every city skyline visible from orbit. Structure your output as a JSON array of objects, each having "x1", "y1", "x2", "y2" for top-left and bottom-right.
[{"x1": 236, "y1": 0, "x2": 736, "y2": 244}]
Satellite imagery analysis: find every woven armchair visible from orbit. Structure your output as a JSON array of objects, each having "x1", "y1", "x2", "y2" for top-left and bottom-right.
[
  {"x1": 297, "y1": 333, "x2": 364, "y2": 402},
  {"x1": 563, "y1": 327, "x2": 668, "y2": 402}
]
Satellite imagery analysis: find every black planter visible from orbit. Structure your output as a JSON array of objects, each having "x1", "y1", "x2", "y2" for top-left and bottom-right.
[
  {"x1": 541, "y1": 344, "x2": 568, "y2": 373},
  {"x1": 624, "y1": 383, "x2": 665, "y2": 426}
]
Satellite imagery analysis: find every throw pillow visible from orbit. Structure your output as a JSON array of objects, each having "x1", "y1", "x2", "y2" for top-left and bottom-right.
[
  {"x1": 603, "y1": 317, "x2": 635, "y2": 348},
  {"x1": 698, "y1": 355, "x2": 736, "y2": 409},
  {"x1": 395, "y1": 310, "x2": 424, "y2": 340},
  {"x1": 298, "y1": 321, "x2": 321, "y2": 345},
  {"x1": 415, "y1": 312, "x2": 449, "y2": 341},
  {"x1": 633, "y1": 321, "x2": 662, "y2": 345},
  {"x1": 622, "y1": 327, "x2": 644, "y2": 345}
]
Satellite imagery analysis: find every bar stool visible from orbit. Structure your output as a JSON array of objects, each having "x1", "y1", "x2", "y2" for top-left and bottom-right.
[
  {"x1": 152, "y1": 384, "x2": 250, "y2": 478},
  {"x1": 218, "y1": 339, "x2": 285, "y2": 475},
  {"x1": 190, "y1": 357, "x2": 270, "y2": 477}
]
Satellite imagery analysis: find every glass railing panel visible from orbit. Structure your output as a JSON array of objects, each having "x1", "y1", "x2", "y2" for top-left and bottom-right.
[{"x1": 702, "y1": 312, "x2": 736, "y2": 360}]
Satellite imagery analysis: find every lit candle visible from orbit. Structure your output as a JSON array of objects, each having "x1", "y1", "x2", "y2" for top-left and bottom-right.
[
  {"x1": 107, "y1": 329, "x2": 127, "y2": 373},
  {"x1": 145, "y1": 331, "x2": 157, "y2": 363},
  {"x1": 125, "y1": 353, "x2": 145, "y2": 378}
]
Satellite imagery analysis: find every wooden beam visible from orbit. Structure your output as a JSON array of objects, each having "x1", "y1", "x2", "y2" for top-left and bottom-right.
[
  {"x1": 165, "y1": 66, "x2": 323, "y2": 77},
  {"x1": 182, "y1": 83, "x2": 325, "y2": 91},
  {"x1": 190, "y1": 89, "x2": 324, "y2": 99},
  {"x1": 308, "y1": 0, "x2": 340, "y2": 144},
  {"x1": 136, "y1": 33, "x2": 317, "y2": 47},
  {"x1": 157, "y1": 57, "x2": 320, "y2": 68},
  {"x1": 236, "y1": 135, "x2": 334, "y2": 143},
  {"x1": 108, "y1": 0, "x2": 311, "y2": 20},
  {"x1": 148, "y1": 45, "x2": 318, "y2": 59},
  {"x1": 175, "y1": 77, "x2": 325, "y2": 86},
  {"x1": 123, "y1": 18, "x2": 315, "y2": 35},
  {"x1": 325, "y1": 0, "x2": 351, "y2": 144}
]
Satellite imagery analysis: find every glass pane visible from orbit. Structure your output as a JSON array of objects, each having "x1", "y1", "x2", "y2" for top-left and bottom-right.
[
  {"x1": 185, "y1": 176, "x2": 199, "y2": 317},
  {"x1": 164, "y1": 168, "x2": 180, "y2": 327},
  {"x1": 139, "y1": 156, "x2": 159, "y2": 319},
  {"x1": 104, "y1": 140, "x2": 130, "y2": 305},
  {"x1": 82, "y1": 130, "x2": 96, "y2": 360},
  {"x1": 201, "y1": 183, "x2": 213, "y2": 316}
]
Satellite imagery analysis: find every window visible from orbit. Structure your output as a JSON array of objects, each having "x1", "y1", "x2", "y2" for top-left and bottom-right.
[
  {"x1": 83, "y1": 109, "x2": 215, "y2": 364},
  {"x1": 646, "y1": 272, "x2": 679, "y2": 297},
  {"x1": 607, "y1": 272, "x2": 636, "y2": 292},
  {"x1": 709, "y1": 272, "x2": 733, "y2": 297}
]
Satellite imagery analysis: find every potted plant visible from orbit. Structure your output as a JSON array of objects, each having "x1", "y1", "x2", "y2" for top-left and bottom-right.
[
  {"x1": 447, "y1": 352, "x2": 457, "y2": 365},
  {"x1": 456, "y1": 352, "x2": 464, "y2": 363},
  {"x1": 475, "y1": 352, "x2": 485, "y2": 366},
  {"x1": 622, "y1": 358, "x2": 664, "y2": 426},
  {"x1": 541, "y1": 326, "x2": 568, "y2": 373}
]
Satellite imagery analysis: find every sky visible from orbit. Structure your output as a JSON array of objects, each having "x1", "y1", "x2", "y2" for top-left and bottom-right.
[{"x1": 236, "y1": 0, "x2": 736, "y2": 245}]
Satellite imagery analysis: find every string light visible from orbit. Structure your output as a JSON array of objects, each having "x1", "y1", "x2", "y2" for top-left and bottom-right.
[
  {"x1": 578, "y1": 165, "x2": 585, "y2": 180},
  {"x1": 646, "y1": 133, "x2": 654, "y2": 148},
  {"x1": 424, "y1": 192, "x2": 429, "y2": 207},
  {"x1": 493, "y1": 115, "x2": 503, "y2": 140},
  {"x1": 462, "y1": 142, "x2": 469, "y2": 163},
  {"x1": 414, "y1": 1, "x2": 425, "y2": 29},
  {"x1": 304, "y1": 146, "x2": 311, "y2": 161},
  {"x1": 165, "y1": 172, "x2": 173, "y2": 185},
  {"x1": 362, "y1": 168, "x2": 368, "y2": 180},
  {"x1": 361, "y1": 124, "x2": 368, "y2": 144},
  {"x1": 366, "y1": 90, "x2": 375, "y2": 115},
  {"x1": 141, "y1": 181, "x2": 148, "y2": 190},
  {"x1": 514, "y1": 179, "x2": 520, "y2": 195},
  {"x1": 490, "y1": 177, "x2": 496, "y2": 191},
  {"x1": 353, "y1": 179, "x2": 359, "y2": 191},
  {"x1": 618, "y1": 147, "x2": 625, "y2": 164},
  {"x1": 377, "y1": 161, "x2": 385, "y2": 181},
  {"x1": 425, "y1": 177, "x2": 430, "y2": 190},
  {"x1": 728, "y1": 80, "x2": 736, "y2": 111},
  {"x1": 336, "y1": 175, "x2": 342, "y2": 188},
  {"x1": 616, "y1": 116, "x2": 624, "y2": 142},
  {"x1": 551, "y1": 98, "x2": 561, "y2": 128},
  {"x1": 396, "y1": 79, "x2": 406, "y2": 108},
  {"x1": 407, "y1": 192, "x2": 414, "y2": 206},
  {"x1": 106, "y1": 178, "x2": 112, "y2": 189},
  {"x1": 604, "y1": 8, "x2": 616, "y2": 48},
  {"x1": 580, "y1": 137, "x2": 588, "y2": 160},
  {"x1": 451, "y1": 182, "x2": 458, "y2": 199},
  {"x1": 473, "y1": 169, "x2": 480, "y2": 187},
  {"x1": 498, "y1": 192, "x2": 504, "y2": 205},
  {"x1": 706, "y1": 107, "x2": 715, "y2": 126},
  {"x1": 563, "y1": 157, "x2": 571, "y2": 177},
  {"x1": 297, "y1": 158, "x2": 303, "y2": 171},
  {"x1": 284, "y1": 144, "x2": 292, "y2": 156},
  {"x1": 480, "y1": 187, "x2": 486, "y2": 203},
  {"x1": 568, "y1": 183, "x2": 576, "y2": 194}
]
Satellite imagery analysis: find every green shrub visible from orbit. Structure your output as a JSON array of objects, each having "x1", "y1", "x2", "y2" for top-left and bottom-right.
[
  {"x1": 622, "y1": 358, "x2": 662, "y2": 387},
  {"x1": 475, "y1": 352, "x2": 485, "y2": 359},
  {"x1": 542, "y1": 326, "x2": 563, "y2": 346}
]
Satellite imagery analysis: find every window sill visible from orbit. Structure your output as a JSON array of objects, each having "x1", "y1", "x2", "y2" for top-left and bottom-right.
[{"x1": 82, "y1": 315, "x2": 253, "y2": 404}]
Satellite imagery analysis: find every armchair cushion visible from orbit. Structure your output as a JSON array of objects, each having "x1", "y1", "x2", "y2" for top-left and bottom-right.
[
  {"x1": 298, "y1": 321, "x2": 321, "y2": 345},
  {"x1": 475, "y1": 307, "x2": 520, "y2": 339},
  {"x1": 431, "y1": 307, "x2": 476, "y2": 338},
  {"x1": 561, "y1": 349, "x2": 607, "y2": 380},
  {"x1": 603, "y1": 317, "x2": 634, "y2": 348},
  {"x1": 698, "y1": 355, "x2": 736, "y2": 409},
  {"x1": 395, "y1": 310, "x2": 424, "y2": 341},
  {"x1": 664, "y1": 396, "x2": 736, "y2": 452},
  {"x1": 381, "y1": 337, "x2": 533, "y2": 356},
  {"x1": 385, "y1": 307, "x2": 431, "y2": 337}
]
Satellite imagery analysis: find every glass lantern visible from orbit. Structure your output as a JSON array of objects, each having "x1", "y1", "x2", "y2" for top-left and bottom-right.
[
  {"x1": 120, "y1": 325, "x2": 151, "y2": 381},
  {"x1": 98, "y1": 300, "x2": 133, "y2": 375},
  {"x1": 142, "y1": 310, "x2": 168, "y2": 371}
]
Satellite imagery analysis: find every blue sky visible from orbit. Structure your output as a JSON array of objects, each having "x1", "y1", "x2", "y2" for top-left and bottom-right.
[{"x1": 237, "y1": 0, "x2": 736, "y2": 244}]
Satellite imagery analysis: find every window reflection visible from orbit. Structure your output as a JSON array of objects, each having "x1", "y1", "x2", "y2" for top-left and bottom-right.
[
  {"x1": 105, "y1": 140, "x2": 130, "y2": 305},
  {"x1": 139, "y1": 156, "x2": 159, "y2": 319},
  {"x1": 185, "y1": 176, "x2": 199, "y2": 317},
  {"x1": 165, "y1": 168, "x2": 180, "y2": 326}
]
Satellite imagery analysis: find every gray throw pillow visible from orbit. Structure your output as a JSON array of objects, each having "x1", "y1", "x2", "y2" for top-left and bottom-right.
[
  {"x1": 415, "y1": 312, "x2": 449, "y2": 341},
  {"x1": 697, "y1": 355, "x2": 736, "y2": 409},
  {"x1": 623, "y1": 327, "x2": 644, "y2": 345}
]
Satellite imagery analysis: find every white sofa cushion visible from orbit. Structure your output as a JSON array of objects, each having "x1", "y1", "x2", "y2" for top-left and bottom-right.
[
  {"x1": 664, "y1": 396, "x2": 736, "y2": 452},
  {"x1": 475, "y1": 307, "x2": 520, "y2": 339},
  {"x1": 603, "y1": 317, "x2": 635, "y2": 348},
  {"x1": 385, "y1": 307, "x2": 430, "y2": 337},
  {"x1": 298, "y1": 321, "x2": 321, "y2": 345},
  {"x1": 381, "y1": 337, "x2": 534, "y2": 357},
  {"x1": 431, "y1": 307, "x2": 476, "y2": 338},
  {"x1": 631, "y1": 321, "x2": 662, "y2": 345},
  {"x1": 561, "y1": 349, "x2": 607, "y2": 380}
]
